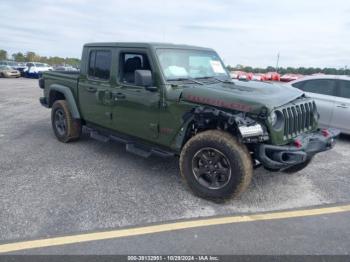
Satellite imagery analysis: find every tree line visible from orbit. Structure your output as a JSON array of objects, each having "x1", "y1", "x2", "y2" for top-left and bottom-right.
[
  {"x1": 1, "y1": 49, "x2": 348, "y2": 75},
  {"x1": 227, "y1": 65, "x2": 350, "y2": 75},
  {"x1": 0, "y1": 49, "x2": 80, "y2": 67}
]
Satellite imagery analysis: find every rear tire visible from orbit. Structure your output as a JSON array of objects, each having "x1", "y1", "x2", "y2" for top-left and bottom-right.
[
  {"x1": 51, "y1": 100, "x2": 81, "y2": 143},
  {"x1": 179, "y1": 130, "x2": 253, "y2": 200}
]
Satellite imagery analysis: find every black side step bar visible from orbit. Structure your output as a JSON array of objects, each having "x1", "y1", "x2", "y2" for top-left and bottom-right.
[
  {"x1": 84, "y1": 126, "x2": 174, "y2": 158},
  {"x1": 90, "y1": 131, "x2": 110, "y2": 143}
]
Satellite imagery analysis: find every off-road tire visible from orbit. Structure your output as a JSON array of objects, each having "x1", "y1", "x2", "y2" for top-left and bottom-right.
[
  {"x1": 282, "y1": 157, "x2": 313, "y2": 174},
  {"x1": 51, "y1": 100, "x2": 81, "y2": 143},
  {"x1": 179, "y1": 130, "x2": 253, "y2": 200}
]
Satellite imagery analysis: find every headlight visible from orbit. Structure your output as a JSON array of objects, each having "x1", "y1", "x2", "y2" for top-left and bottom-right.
[
  {"x1": 269, "y1": 111, "x2": 278, "y2": 126},
  {"x1": 269, "y1": 110, "x2": 284, "y2": 130}
]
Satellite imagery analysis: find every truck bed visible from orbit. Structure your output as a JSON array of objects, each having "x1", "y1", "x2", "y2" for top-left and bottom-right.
[{"x1": 42, "y1": 71, "x2": 80, "y2": 100}]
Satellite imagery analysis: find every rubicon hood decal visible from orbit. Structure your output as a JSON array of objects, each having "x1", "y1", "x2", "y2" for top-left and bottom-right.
[{"x1": 185, "y1": 94, "x2": 252, "y2": 112}]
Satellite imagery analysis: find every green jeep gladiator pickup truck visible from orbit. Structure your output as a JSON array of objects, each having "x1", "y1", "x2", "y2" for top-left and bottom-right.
[{"x1": 39, "y1": 42, "x2": 338, "y2": 200}]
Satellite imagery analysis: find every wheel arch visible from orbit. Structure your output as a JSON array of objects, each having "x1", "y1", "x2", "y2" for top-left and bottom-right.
[
  {"x1": 171, "y1": 106, "x2": 243, "y2": 152},
  {"x1": 48, "y1": 84, "x2": 81, "y2": 119}
]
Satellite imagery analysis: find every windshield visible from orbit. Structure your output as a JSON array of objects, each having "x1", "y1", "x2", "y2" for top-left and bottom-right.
[
  {"x1": 36, "y1": 63, "x2": 47, "y2": 67},
  {"x1": 156, "y1": 48, "x2": 230, "y2": 81}
]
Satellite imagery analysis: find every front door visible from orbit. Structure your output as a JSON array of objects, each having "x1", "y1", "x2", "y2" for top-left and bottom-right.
[
  {"x1": 78, "y1": 48, "x2": 114, "y2": 128},
  {"x1": 111, "y1": 49, "x2": 160, "y2": 142}
]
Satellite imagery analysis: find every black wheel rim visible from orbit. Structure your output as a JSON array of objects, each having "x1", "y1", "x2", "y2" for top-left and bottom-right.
[
  {"x1": 191, "y1": 147, "x2": 232, "y2": 190},
  {"x1": 54, "y1": 108, "x2": 67, "y2": 136}
]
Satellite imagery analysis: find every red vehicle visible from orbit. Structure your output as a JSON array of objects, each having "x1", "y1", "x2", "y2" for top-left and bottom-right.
[
  {"x1": 265, "y1": 72, "x2": 280, "y2": 81},
  {"x1": 280, "y1": 73, "x2": 304, "y2": 82},
  {"x1": 230, "y1": 71, "x2": 253, "y2": 80},
  {"x1": 252, "y1": 73, "x2": 267, "y2": 81}
]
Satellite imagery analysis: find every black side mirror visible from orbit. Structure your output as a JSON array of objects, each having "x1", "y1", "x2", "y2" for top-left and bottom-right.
[{"x1": 134, "y1": 70, "x2": 156, "y2": 91}]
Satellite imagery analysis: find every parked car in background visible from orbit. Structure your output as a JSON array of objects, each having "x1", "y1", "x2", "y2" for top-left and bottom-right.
[
  {"x1": 289, "y1": 75, "x2": 350, "y2": 134},
  {"x1": 23, "y1": 62, "x2": 53, "y2": 78},
  {"x1": 15, "y1": 62, "x2": 27, "y2": 75},
  {"x1": 230, "y1": 71, "x2": 239, "y2": 79},
  {"x1": 239, "y1": 72, "x2": 252, "y2": 80},
  {"x1": 0, "y1": 60, "x2": 25, "y2": 72},
  {"x1": 280, "y1": 73, "x2": 304, "y2": 82},
  {"x1": 230, "y1": 71, "x2": 253, "y2": 80},
  {"x1": 265, "y1": 72, "x2": 280, "y2": 81},
  {"x1": 0, "y1": 65, "x2": 21, "y2": 78},
  {"x1": 252, "y1": 73, "x2": 266, "y2": 81},
  {"x1": 0, "y1": 60, "x2": 18, "y2": 68},
  {"x1": 54, "y1": 66, "x2": 79, "y2": 71}
]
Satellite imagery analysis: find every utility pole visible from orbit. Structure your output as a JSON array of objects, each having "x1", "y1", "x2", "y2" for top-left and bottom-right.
[{"x1": 275, "y1": 52, "x2": 280, "y2": 72}]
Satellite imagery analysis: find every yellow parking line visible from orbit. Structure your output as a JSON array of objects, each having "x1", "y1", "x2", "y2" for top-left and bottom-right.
[{"x1": 1, "y1": 204, "x2": 350, "y2": 254}]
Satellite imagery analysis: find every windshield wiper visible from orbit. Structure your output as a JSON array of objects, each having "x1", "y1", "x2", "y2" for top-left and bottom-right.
[
  {"x1": 195, "y1": 76, "x2": 234, "y2": 84},
  {"x1": 167, "y1": 78, "x2": 204, "y2": 85}
]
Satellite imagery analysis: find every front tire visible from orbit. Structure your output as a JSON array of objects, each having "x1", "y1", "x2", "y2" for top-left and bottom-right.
[
  {"x1": 51, "y1": 100, "x2": 81, "y2": 143},
  {"x1": 180, "y1": 130, "x2": 253, "y2": 200}
]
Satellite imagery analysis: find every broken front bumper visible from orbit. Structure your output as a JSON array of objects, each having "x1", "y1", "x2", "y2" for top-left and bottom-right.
[{"x1": 256, "y1": 128, "x2": 340, "y2": 171}]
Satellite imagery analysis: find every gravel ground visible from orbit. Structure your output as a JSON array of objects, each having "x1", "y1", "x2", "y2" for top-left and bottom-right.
[{"x1": 0, "y1": 77, "x2": 349, "y2": 243}]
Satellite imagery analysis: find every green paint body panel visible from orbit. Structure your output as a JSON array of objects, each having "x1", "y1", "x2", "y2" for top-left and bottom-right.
[{"x1": 41, "y1": 42, "x2": 319, "y2": 152}]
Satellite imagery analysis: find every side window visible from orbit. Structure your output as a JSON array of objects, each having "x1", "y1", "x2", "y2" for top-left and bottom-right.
[
  {"x1": 338, "y1": 80, "x2": 350, "y2": 99},
  {"x1": 119, "y1": 52, "x2": 151, "y2": 85},
  {"x1": 88, "y1": 50, "x2": 111, "y2": 80},
  {"x1": 301, "y1": 79, "x2": 336, "y2": 96},
  {"x1": 291, "y1": 81, "x2": 304, "y2": 89}
]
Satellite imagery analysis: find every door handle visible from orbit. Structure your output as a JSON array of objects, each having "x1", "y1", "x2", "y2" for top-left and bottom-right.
[
  {"x1": 113, "y1": 92, "x2": 126, "y2": 100},
  {"x1": 86, "y1": 86, "x2": 97, "y2": 93},
  {"x1": 336, "y1": 104, "x2": 348, "y2": 109}
]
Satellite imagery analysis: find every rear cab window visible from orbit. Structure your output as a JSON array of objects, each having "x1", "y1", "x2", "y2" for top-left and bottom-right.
[{"x1": 88, "y1": 50, "x2": 112, "y2": 80}]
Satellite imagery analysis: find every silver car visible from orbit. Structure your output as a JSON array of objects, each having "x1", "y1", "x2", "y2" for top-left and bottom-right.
[{"x1": 289, "y1": 75, "x2": 350, "y2": 134}]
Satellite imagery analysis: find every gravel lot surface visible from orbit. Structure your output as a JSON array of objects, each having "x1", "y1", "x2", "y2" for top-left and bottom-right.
[{"x1": 1, "y1": 78, "x2": 349, "y2": 242}]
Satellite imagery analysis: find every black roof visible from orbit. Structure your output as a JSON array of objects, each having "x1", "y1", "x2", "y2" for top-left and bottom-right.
[{"x1": 83, "y1": 42, "x2": 214, "y2": 51}]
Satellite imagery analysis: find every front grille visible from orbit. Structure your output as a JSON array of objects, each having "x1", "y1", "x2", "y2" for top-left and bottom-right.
[{"x1": 281, "y1": 100, "x2": 317, "y2": 140}]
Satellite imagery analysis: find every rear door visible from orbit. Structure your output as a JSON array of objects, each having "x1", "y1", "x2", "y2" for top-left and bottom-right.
[
  {"x1": 293, "y1": 79, "x2": 337, "y2": 128},
  {"x1": 330, "y1": 80, "x2": 350, "y2": 133},
  {"x1": 110, "y1": 48, "x2": 160, "y2": 142},
  {"x1": 78, "y1": 48, "x2": 114, "y2": 128}
]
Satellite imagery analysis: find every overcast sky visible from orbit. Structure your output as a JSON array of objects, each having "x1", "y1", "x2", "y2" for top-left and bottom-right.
[{"x1": 0, "y1": 0, "x2": 349, "y2": 68}]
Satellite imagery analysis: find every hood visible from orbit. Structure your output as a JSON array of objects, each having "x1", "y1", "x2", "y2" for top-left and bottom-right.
[{"x1": 180, "y1": 81, "x2": 304, "y2": 114}]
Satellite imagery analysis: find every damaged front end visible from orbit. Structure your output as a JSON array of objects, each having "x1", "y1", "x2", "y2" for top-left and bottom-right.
[
  {"x1": 256, "y1": 128, "x2": 339, "y2": 171},
  {"x1": 187, "y1": 106, "x2": 270, "y2": 145}
]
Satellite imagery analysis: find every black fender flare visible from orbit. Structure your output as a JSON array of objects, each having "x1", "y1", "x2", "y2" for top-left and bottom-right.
[{"x1": 48, "y1": 84, "x2": 81, "y2": 119}]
